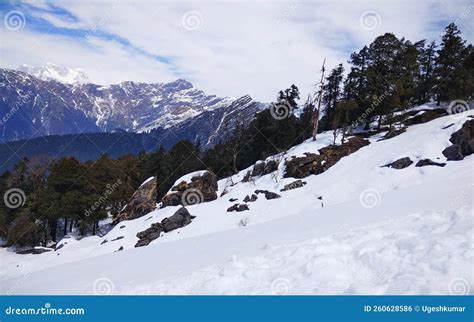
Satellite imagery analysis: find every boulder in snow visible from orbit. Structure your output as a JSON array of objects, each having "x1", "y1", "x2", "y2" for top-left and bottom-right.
[
  {"x1": 281, "y1": 180, "x2": 307, "y2": 191},
  {"x1": 113, "y1": 177, "x2": 157, "y2": 225},
  {"x1": 161, "y1": 171, "x2": 218, "y2": 208},
  {"x1": 227, "y1": 204, "x2": 250, "y2": 212},
  {"x1": 442, "y1": 120, "x2": 474, "y2": 161},
  {"x1": 415, "y1": 159, "x2": 446, "y2": 167},
  {"x1": 382, "y1": 157, "x2": 413, "y2": 169},
  {"x1": 255, "y1": 190, "x2": 281, "y2": 200}
]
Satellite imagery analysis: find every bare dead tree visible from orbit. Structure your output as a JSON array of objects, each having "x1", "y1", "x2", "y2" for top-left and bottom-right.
[{"x1": 312, "y1": 58, "x2": 326, "y2": 141}]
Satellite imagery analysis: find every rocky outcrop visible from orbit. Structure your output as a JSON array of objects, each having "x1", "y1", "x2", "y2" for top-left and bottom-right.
[
  {"x1": 285, "y1": 136, "x2": 369, "y2": 178},
  {"x1": 415, "y1": 159, "x2": 446, "y2": 167},
  {"x1": 227, "y1": 204, "x2": 249, "y2": 212},
  {"x1": 135, "y1": 207, "x2": 195, "y2": 247},
  {"x1": 442, "y1": 120, "x2": 474, "y2": 161},
  {"x1": 113, "y1": 177, "x2": 157, "y2": 225},
  {"x1": 281, "y1": 180, "x2": 307, "y2": 191},
  {"x1": 382, "y1": 157, "x2": 413, "y2": 169},
  {"x1": 161, "y1": 171, "x2": 218, "y2": 207},
  {"x1": 255, "y1": 190, "x2": 281, "y2": 200}
]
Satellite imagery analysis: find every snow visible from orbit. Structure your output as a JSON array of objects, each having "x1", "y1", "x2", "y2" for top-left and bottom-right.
[
  {"x1": 0, "y1": 108, "x2": 472, "y2": 295},
  {"x1": 18, "y1": 62, "x2": 90, "y2": 84}
]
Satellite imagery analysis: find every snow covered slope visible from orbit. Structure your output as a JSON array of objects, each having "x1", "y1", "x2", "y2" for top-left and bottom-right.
[{"x1": 1, "y1": 108, "x2": 472, "y2": 295}]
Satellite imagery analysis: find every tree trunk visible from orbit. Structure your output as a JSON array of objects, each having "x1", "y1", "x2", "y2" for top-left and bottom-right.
[
  {"x1": 92, "y1": 221, "x2": 96, "y2": 236},
  {"x1": 69, "y1": 220, "x2": 74, "y2": 232},
  {"x1": 63, "y1": 218, "x2": 68, "y2": 237},
  {"x1": 50, "y1": 219, "x2": 57, "y2": 242},
  {"x1": 312, "y1": 110, "x2": 320, "y2": 141}
]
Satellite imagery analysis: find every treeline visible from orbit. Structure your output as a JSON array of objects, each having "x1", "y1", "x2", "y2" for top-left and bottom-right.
[{"x1": 0, "y1": 23, "x2": 472, "y2": 248}]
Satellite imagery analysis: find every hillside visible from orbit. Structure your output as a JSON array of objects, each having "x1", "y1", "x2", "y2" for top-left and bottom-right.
[{"x1": 1, "y1": 105, "x2": 472, "y2": 295}]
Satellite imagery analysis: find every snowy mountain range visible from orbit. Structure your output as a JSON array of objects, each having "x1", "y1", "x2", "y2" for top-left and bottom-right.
[
  {"x1": 18, "y1": 62, "x2": 90, "y2": 84},
  {"x1": 1, "y1": 104, "x2": 472, "y2": 295},
  {"x1": 0, "y1": 65, "x2": 265, "y2": 146}
]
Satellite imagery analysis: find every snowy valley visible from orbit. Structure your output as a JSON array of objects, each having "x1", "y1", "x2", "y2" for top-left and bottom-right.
[{"x1": 1, "y1": 104, "x2": 472, "y2": 295}]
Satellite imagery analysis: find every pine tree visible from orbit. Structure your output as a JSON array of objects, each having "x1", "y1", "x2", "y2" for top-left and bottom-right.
[{"x1": 434, "y1": 23, "x2": 467, "y2": 103}]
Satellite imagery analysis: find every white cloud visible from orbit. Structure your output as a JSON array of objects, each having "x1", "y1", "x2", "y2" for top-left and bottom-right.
[{"x1": 0, "y1": 0, "x2": 472, "y2": 102}]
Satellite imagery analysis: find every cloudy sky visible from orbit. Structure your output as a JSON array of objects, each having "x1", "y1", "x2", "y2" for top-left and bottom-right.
[{"x1": 0, "y1": 0, "x2": 473, "y2": 102}]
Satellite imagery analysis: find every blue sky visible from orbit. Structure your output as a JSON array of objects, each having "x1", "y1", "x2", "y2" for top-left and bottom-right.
[{"x1": 0, "y1": 0, "x2": 473, "y2": 101}]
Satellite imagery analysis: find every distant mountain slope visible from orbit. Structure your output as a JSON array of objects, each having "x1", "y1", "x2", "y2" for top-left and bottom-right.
[{"x1": 0, "y1": 67, "x2": 265, "y2": 144}]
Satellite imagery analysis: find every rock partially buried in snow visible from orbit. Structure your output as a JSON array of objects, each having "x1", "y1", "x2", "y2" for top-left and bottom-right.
[
  {"x1": 284, "y1": 136, "x2": 369, "y2": 178},
  {"x1": 281, "y1": 180, "x2": 307, "y2": 191},
  {"x1": 227, "y1": 204, "x2": 250, "y2": 212},
  {"x1": 161, "y1": 171, "x2": 218, "y2": 207},
  {"x1": 382, "y1": 157, "x2": 413, "y2": 169},
  {"x1": 161, "y1": 207, "x2": 196, "y2": 233},
  {"x1": 135, "y1": 207, "x2": 195, "y2": 247},
  {"x1": 113, "y1": 177, "x2": 157, "y2": 225},
  {"x1": 442, "y1": 120, "x2": 474, "y2": 161},
  {"x1": 415, "y1": 159, "x2": 446, "y2": 167},
  {"x1": 243, "y1": 194, "x2": 258, "y2": 203},
  {"x1": 255, "y1": 190, "x2": 281, "y2": 200}
]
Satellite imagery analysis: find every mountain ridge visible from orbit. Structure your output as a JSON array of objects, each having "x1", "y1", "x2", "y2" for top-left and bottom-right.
[{"x1": 0, "y1": 67, "x2": 265, "y2": 145}]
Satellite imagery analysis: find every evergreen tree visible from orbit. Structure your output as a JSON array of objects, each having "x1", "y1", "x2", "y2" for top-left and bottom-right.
[{"x1": 434, "y1": 23, "x2": 467, "y2": 103}]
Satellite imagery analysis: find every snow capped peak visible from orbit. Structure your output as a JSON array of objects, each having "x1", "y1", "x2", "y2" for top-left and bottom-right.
[{"x1": 18, "y1": 62, "x2": 90, "y2": 84}]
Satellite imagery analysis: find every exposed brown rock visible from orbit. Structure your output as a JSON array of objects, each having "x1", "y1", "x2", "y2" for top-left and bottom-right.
[
  {"x1": 284, "y1": 136, "x2": 369, "y2": 178},
  {"x1": 442, "y1": 120, "x2": 474, "y2": 161},
  {"x1": 161, "y1": 171, "x2": 218, "y2": 208},
  {"x1": 113, "y1": 177, "x2": 157, "y2": 225}
]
